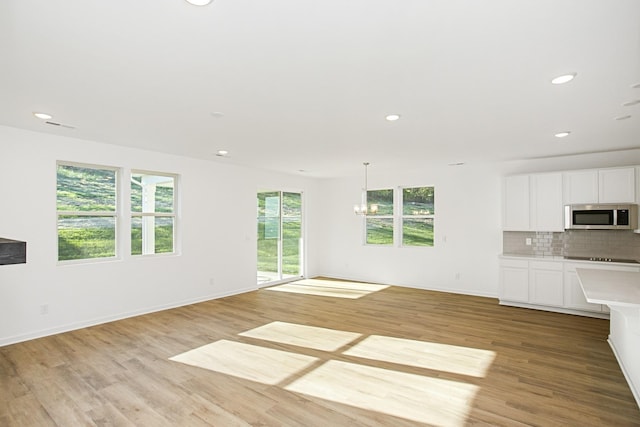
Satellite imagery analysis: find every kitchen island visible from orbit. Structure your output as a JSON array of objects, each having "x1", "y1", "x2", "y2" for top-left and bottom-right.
[{"x1": 577, "y1": 268, "x2": 640, "y2": 408}]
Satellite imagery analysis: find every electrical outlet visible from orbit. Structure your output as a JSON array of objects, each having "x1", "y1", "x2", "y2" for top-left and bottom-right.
[
  {"x1": 209, "y1": 278, "x2": 215, "y2": 286},
  {"x1": 525, "y1": 238, "x2": 532, "y2": 246},
  {"x1": 40, "y1": 304, "x2": 49, "y2": 315}
]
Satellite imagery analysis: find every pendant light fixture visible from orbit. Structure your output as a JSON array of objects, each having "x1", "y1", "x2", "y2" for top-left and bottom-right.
[{"x1": 354, "y1": 162, "x2": 378, "y2": 215}]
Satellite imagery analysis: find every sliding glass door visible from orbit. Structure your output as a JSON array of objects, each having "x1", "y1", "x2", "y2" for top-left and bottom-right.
[{"x1": 257, "y1": 191, "x2": 303, "y2": 285}]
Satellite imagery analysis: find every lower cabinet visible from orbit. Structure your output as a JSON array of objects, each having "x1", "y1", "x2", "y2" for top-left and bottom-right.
[
  {"x1": 564, "y1": 263, "x2": 603, "y2": 312},
  {"x1": 499, "y1": 259, "x2": 529, "y2": 302},
  {"x1": 499, "y1": 257, "x2": 640, "y2": 317},
  {"x1": 529, "y1": 261, "x2": 563, "y2": 307}
]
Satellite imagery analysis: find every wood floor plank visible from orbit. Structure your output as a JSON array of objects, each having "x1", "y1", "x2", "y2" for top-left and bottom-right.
[{"x1": 1, "y1": 279, "x2": 639, "y2": 426}]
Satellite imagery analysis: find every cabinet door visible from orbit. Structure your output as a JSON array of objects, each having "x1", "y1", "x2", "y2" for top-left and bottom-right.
[
  {"x1": 564, "y1": 170, "x2": 598, "y2": 204},
  {"x1": 499, "y1": 260, "x2": 529, "y2": 302},
  {"x1": 563, "y1": 270, "x2": 602, "y2": 312},
  {"x1": 599, "y1": 168, "x2": 635, "y2": 203},
  {"x1": 503, "y1": 175, "x2": 530, "y2": 231},
  {"x1": 529, "y1": 262, "x2": 563, "y2": 307},
  {"x1": 531, "y1": 173, "x2": 563, "y2": 231}
]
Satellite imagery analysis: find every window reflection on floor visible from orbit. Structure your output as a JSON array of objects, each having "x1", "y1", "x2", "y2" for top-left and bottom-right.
[
  {"x1": 264, "y1": 278, "x2": 389, "y2": 299},
  {"x1": 239, "y1": 321, "x2": 362, "y2": 352},
  {"x1": 344, "y1": 335, "x2": 496, "y2": 378},
  {"x1": 170, "y1": 318, "x2": 496, "y2": 427},
  {"x1": 169, "y1": 340, "x2": 318, "y2": 385},
  {"x1": 286, "y1": 360, "x2": 478, "y2": 426}
]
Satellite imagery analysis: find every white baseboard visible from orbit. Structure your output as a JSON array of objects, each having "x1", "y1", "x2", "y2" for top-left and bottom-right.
[{"x1": 0, "y1": 286, "x2": 256, "y2": 347}]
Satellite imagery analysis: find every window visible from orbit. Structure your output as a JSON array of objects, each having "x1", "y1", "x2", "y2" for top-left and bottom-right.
[
  {"x1": 257, "y1": 191, "x2": 303, "y2": 285},
  {"x1": 402, "y1": 186, "x2": 435, "y2": 247},
  {"x1": 365, "y1": 189, "x2": 394, "y2": 245},
  {"x1": 131, "y1": 172, "x2": 176, "y2": 255},
  {"x1": 57, "y1": 163, "x2": 118, "y2": 261}
]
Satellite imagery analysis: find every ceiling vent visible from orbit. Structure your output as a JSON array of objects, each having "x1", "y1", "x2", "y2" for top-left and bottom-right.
[{"x1": 45, "y1": 121, "x2": 76, "y2": 130}]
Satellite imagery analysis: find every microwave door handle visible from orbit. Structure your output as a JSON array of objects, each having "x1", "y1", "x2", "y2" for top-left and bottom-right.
[{"x1": 613, "y1": 209, "x2": 617, "y2": 226}]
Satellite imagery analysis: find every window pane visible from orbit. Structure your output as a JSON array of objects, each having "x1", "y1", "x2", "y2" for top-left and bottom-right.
[
  {"x1": 283, "y1": 217, "x2": 301, "y2": 275},
  {"x1": 57, "y1": 164, "x2": 116, "y2": 212},
  {"x1": 367, "y1": 189, "x2": 393, "y2": 216},
  {"x1": 282, "y1": 192, "x2": 301, "y2": 217},
  {"x1": 131, "y1": 216, "x2": 174, "y2": 255},
  {"x1": 402, "y1": 218, "x2": 434, "y2": 246},
  {"x1": 57, "y1": 216, "x2": 116, "y2": 260},
  {"x1": 257, "y1": 192, "x2": 280, "y2": 277},
  {"x1": 366, "y1": 218, "x2": 394, "y2": 245},
  {"x1": 131, "y1": 173, "x2": 174, "y2": 213},
  {"x1": 403, "y1": 187, "x2": 434, "y2": 216},
  {"x1": 257, "y1": 192, "x2": 280, "y2": 218},
  {"x1": 154, "y1": 217, "x2": 174, "y2": 253}
]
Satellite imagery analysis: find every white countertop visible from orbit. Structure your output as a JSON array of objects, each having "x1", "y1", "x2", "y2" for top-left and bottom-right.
[
  {"x1": 576, "y1": 268, "x2": 640, "y2": 307},
  {"x1": 500, "y1": 254, "x2": 640, "y2": 266}
]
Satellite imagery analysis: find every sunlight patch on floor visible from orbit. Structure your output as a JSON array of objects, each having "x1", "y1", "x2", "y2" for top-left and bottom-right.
[
  {"x1": 170, "y1": 317, "x2": 495, "y2": 426},
  {"x1": 285, "y1": 360, "x2": 478, "y2": 427},
  {"x1": 265, "y1": 278, "x2": 389, "y2": 299},
  {"x1": 169, "y1": 340, "x2": 318, "y2": 385},
  {"x1": 239, "y1": 321, "x2": 362, "y2": 352},
  {"x1": 343, "y1": 335, "x2": 496, "y2": 378}
]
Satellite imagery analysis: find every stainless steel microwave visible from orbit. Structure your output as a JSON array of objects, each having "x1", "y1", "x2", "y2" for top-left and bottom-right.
[{"x1": 564, "y1": 204, "x2": 638, "y2": 230}]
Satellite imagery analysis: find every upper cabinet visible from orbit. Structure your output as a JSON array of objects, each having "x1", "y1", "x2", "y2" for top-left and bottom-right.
[
  {"x1": 504, "y1": 167, "x2": 637, "y2": 232},
  {"x1": 563, "y1": 170, "x2": 598, "y2": 204},
  {"x1": 530, "y1": 173, "x2": 564, "y2": 231},
  {"x1": 599, "y1": 168, "x2": 635, "y2": 203},
  {"x1": 503, "y1": 173, "x2": 563, "y2": 231},
  {"x1": 564, "y1": 167, "x2": 635, "y2": 204},
  {"x1": 503, "y1": 175, "x2": 530, "y2": 231}
]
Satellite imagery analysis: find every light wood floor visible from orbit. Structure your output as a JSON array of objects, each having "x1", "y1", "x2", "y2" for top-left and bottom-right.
[{"x1": 1, "y1": 279, "x2": 639, "y2": 426}]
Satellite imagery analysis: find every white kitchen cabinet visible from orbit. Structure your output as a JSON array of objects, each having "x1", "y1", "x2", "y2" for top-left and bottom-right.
[
  {"x1": 599, "y1": 167, "x2": 635, "y2": 203},
  {"x1": 503, "y1": 172, "x2": 563, "y2": 231},
  {"x1": 564, "y1": 167, "x2": 635, "y2": 204},
  {"x1": 499, "y1": 259, "x2": 529, "y2": 302},
  {"x1": 529, "y1": 261, "x2": 564, "y2": 307},
  {"x1": 564, "y1": 265, "x2": 602, "y2": 312},
  {"x1": 564, "y1": 170, "x2": 599, "y2": 204},
  {"x1": 530, "y1": 173, "x2": 564, "y2": 231},
  {"x1": 499, "y1": 256, "x2": 640, "y2": 318},
  {"x1": 503, "y1": 175, "x2": 530, "y2": 231}
]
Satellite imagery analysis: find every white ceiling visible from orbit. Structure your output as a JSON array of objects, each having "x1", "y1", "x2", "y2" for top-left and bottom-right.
[{"x1": 1, "y1": 0, "x2": 639, "y2": 178}]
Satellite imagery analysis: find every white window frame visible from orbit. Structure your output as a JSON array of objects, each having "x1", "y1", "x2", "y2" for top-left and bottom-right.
[
  {"x1": 130, "y1": 170, "x2": 178, "y2": 256},
  {"x1": 56, "y1": 161, "x2": 120, "y2": 263},
  {"x1": 364, "y1": 188, "x2": 394, "y2": 246},
  {"x1": 400, "y1": 185, "x2": 435, "y2": 248}
]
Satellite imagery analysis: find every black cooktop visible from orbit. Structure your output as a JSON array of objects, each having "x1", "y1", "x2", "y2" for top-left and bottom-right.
[{"x1": 564, "y1": 256, "x2": 640, "y2": 264}]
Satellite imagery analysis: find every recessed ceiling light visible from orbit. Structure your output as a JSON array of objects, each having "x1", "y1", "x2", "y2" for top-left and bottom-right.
[
  {"x1": 33, "y1": 112, "x2": 52, "y2": 120},
  {"x1": 551, "y1": 73, "x2": 577, "y2": 85},
  {"x1": 554, "y1": 131, "x2": 571, "y2": 138},
  {"x1": 448, "y1": 162, "x2": 465, "y2": 166},
  {"x1": 216, "y1": 150, "x2": 229, "y2": 157},
  {"x1": 185, "y1": 0, "x2": 212, "y2": 5},
  {"x1": 615, "y1": 115, "x2": 632, "y2": 121},
  {"x1": 210, "y1": 112, "x2": 224, "y2": 118},
  {"x1": 385, "y1": 114, "x2": 401, "y2": 121},
  {"x1": 632, "y1": 83, "x2": 640, "y2": 89},
  {"x1": 622, "y1": 99, "x2": 640, "y2": 107}
]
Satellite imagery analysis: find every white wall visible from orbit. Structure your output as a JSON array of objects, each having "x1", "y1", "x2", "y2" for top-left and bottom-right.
[
  {"x1": 0, "y1": 125, "x2": 318, "y2": 345},
  {"x1": 3, "y1": 123, "x2": 638, "y2": 346},
  {"x1": 314, "y1": 162, "x2": 504, "y2": 297}
]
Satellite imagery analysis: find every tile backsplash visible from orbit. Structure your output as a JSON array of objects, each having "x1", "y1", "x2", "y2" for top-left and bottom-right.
[{"x1": 503, "y1": 230, "x2": 640, "y2": 260}]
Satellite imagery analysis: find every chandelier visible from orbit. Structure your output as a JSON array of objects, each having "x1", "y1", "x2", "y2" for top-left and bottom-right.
[{"x1": 354, "y1": 162, "x2": 378, "y2": 215}]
